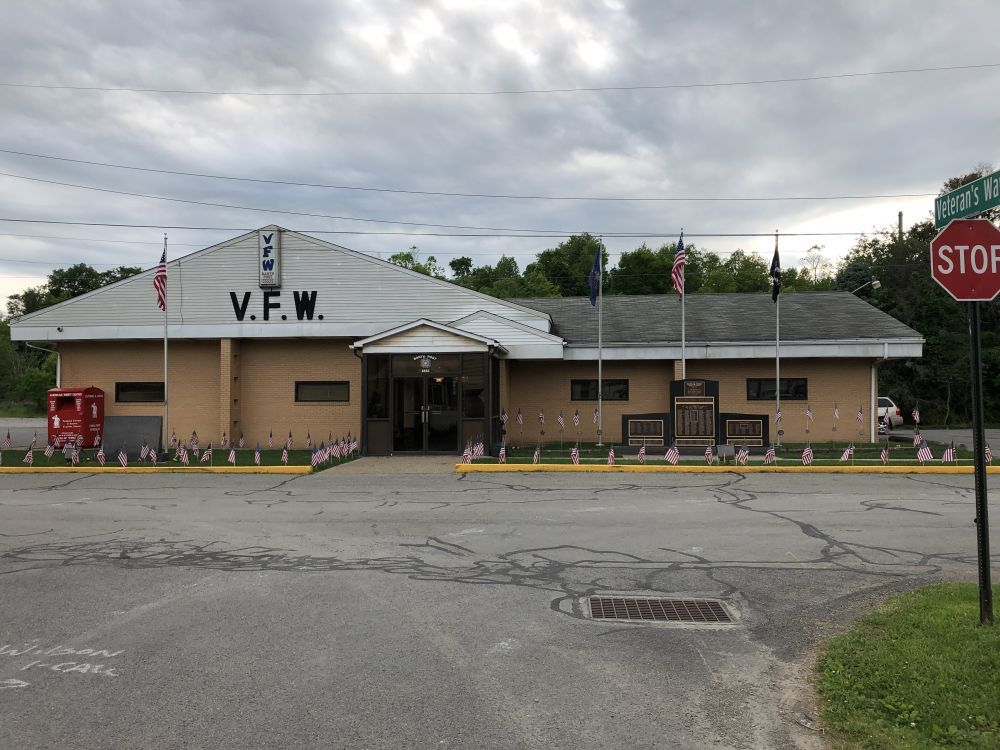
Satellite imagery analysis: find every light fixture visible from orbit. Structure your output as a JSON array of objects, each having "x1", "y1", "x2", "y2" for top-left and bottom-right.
[{"x1": 850, "y1": 277, "x2": 881, "y2": 295}]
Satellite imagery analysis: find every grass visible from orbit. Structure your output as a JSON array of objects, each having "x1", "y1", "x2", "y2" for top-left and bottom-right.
[
  {"x1": 817, "y1": 583, "x2": 1000, "y2": 749},
  {"x1": 4, "y1": 447, "x2": 356, "y2": 471},
  {"x1": 0, "y1": 403, "x2": 45, "y2": 418}
]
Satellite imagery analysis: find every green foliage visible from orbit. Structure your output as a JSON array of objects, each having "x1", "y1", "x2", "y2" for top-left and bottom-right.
[
  {"x1": 449, "y1": 255, "x2": 560, "y2": 298},
  {"x1": 387, "y1": 247, "x2": 446, "y2": 279},
  {"x1": 818, "y1": 583, "x2": 1000, "y2": 749},
  {"x1": 525, "y1": 233, "x2": 606, "y2": 297}
]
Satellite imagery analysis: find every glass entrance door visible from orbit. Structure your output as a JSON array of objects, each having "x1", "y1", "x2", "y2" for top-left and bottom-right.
[{"x1": 392, "y1": 375, "x2": 460, "y2": 453}]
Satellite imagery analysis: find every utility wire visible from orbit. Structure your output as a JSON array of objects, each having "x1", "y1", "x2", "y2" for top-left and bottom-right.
[
  {"x1": 0, "y1": 147, "x2": 938, "y2": 203},
  {"x1": 1, "y1": 62, "x2": 997, "y2": 97}
]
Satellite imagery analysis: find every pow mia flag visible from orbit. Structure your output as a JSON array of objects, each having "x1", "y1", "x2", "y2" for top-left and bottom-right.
[{"x1": 769, "y1": 237, "x2": 781, "y2": 303}]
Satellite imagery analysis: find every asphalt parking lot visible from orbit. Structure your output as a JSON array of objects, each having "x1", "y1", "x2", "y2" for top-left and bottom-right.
[{"x1": 1, "y1": 468, "x2": 997, "y2": 749}]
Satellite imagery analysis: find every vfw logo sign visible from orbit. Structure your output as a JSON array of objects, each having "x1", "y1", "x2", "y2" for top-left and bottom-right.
[{"x1": 258, "y1": 230, "x2": 281, "y2": 288}]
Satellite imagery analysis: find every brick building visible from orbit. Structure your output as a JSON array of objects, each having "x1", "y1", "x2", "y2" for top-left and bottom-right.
[{"x1": 10, "y1": 226, "x2": 923, "y2": 453}]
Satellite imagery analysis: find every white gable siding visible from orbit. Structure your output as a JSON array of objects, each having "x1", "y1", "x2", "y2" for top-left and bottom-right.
[
  {"x1": 360, "y1": 325, "x2": 489, "y2": 354},
  {"x1": 450, "y1": 312, "x2": 564, "y2": 359},
  {"x1": 10, "y1": 229, "x2": 552, "y2": 342}
]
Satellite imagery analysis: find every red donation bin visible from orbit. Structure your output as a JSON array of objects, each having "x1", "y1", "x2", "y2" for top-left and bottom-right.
[{"x1": 47, "y1": 386, "x2": 105, "y2": 447}]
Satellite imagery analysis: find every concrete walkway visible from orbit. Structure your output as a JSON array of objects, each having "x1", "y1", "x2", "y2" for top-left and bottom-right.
[{"x1": 326, "y1": 455, "x2": 458, "y2": 474}]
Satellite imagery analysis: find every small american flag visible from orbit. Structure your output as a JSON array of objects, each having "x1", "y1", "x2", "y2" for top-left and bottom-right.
[
  {"x1": 500, "y1": 409, "x2": 508, "y2": 425},
  {"x1": 22, "y1": 447, "x2": 33, "y2": 466},
  {"x1": 221, "y1": 432, "x2": 228, "y2": 447},
  {"x1": 917, "y1": 441, "x2": 933, "y2": 463},
  {"x1": 140, "y1": 442, "x2": 150, "y2": 461},
  {"x1": 570, "y1": 446, "x2": 579, "y2": 465},
  {"x1": 286, "y1": 432, "x2": 293, "y2": 450},
  {"x1": 228, "y1": 447, "x2": 237, "y2": 465},
  {"x1": 76, "y1": 433, "x2": 83, "y2": 446},
  {"x1": 44, "y1": 441, "x2": 54, "y2": 459},
  {"x1": 671, "y1": 233, "x2": 685, "y2": 295},
  {"x1": 532, "y1": 447, "x2": 540, "y2": 464},
  {"x1": 201, "y1": 443, "x2": 213, "y2": 463},
  {"x1": 268, "y1": 431, "x2": 274, "y2": 449},
  {"x1": 281, "y1": 446, "x2": 289, "y2": 465},
  {"x1": 607, "y1": 447, "x2": 615, "y2": 465},
  {"x1": 664, "y1": 444, "x2": 680, "y2": 465},
  {"x1": 96, "y1": 445, "x2": 106, "y2": 466},
  {"x1": 986, "y1": 444, "x2": 993, "y2": 463},
  {"x1": 71, "y1": 444, "x2": 80, "y2": 465},
  {"x1": 801, "y1": 444, "x2": 814, "y2": 465},
  {"x1": 462, "y1": 446, "x2": 472, "y2": 464},
  {"x1": 350, "y1": 435, "x2": 358, "y2": 452},
  {"x1": 30, "y1": 432, "x2": 37, "y2": 449},
  {"x1": 538, "y1": 409, "x2": 545, "y2": 425},
  {"x1": 516, "y1": 409, "x2": 523, "y2": 426},
  {"x1": 117, "y1": 445, "x2": 128, "y2": 467},
  {"x1": 153, "y1": 246, "x2": 167, "y2": 310},
  {"x1": 254, "y1": 443, "x2": 261, "y2": 466},
  {"x1": 856, "y1": 406, "x2": 864, "y2": 423},
  {"x1": 763, "y1": 445, "x2": 776, "y2": 464},
  {"x1": 593, "y1": 408, "x2": 600, "y2": 424},
  {"x1": 775, "y1": 409, "x2": 782, "y2": 424},
  {"x1": 190, "y1": 431, "x2": 199, "y2": 449},
  {"x1": 912, "y1": 407, "x2": 920, "y2": 424},
  {"x1": 332, "y1": 442, "x2": 341, "y2": 459},
  {"x1": 1, "y1": 431, "x2": 10, "y2": 448},
  {"x1": 498, "y1": 445, "x2": 506, "y2": 463},
  {"x1": 311, "y1": 447, "x2": 320, "y2": 467},
  {"x1": 319, "y1": 442, "x2": 327, "y2": 461},
  {"x1": 880, "y1": 445, "x2": 890, "y2": 464},
  {"x1": 306, "y1": 432, "x2": 312, "y2": 448},
  {"x1": 637, "y1": 445, "x2": 646, "y2": 464},
  {"x1": 557, "y1": 412, "x2": 565, "y2": 429},
  {"x1": 179, "y1": 446, "x2": 189, "y2": 465},
  {"x1": 238, "y1": 432, "x2": 245, "y2": 448},
  {"x1": 149, "y1": 449, "x2": 157, "y2": 465},
  {"x1": 170, "y1": 430, "x2": 177, "y2": 448},
  {"x1": 704, "y1": 445, "x2": 714, "y2": 464},
  {"x1": 573, "y1": 409, "x2": 580, "y2": 427},
  {"x1": 737, "y1": 444, "x2": 749, "y2": 465},
  {"x1": 63, "y1": 441, "x2": 72, "y2": 458},
  {"x1": 93, "y1": 433, "x2": 101, "y2": 448},
  {"x1": 913, "y1": 430, "x2": 922, "y2": 447},
  {"x1": 883, "y1": 411, "x2": 892, "y2": 427},
  {"x1": 805, "y1": 405, "x2": 814, "y2": 422},
  {"x1": 942, "y1": 442, "x2": 955, "y2": 463},
  {"x1": 833, "y1": 404, "x2": 840, "y2": 421},
  {"x1": 840, "y1": 444, "x2": 853, "y2": 462}
]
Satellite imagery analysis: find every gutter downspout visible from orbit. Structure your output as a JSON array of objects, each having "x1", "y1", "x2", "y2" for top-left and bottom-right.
[{"x1": 25, "y1": 342, "x2": 60, "y2": 387}]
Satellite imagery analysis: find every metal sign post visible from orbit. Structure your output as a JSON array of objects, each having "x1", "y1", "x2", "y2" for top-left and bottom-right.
[{"x1": 968, "y1": 301, "x2": 993, "y2": 625}]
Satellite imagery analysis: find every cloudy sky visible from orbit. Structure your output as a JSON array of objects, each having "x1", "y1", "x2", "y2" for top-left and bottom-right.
[{"x1": 2, "y1": 0, "x2": 998, "y2": 307}]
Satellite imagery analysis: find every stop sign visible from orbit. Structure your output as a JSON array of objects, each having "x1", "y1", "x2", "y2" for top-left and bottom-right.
[{"x1": 930, "y1": 219, "x2": 1000, "y2": 301}]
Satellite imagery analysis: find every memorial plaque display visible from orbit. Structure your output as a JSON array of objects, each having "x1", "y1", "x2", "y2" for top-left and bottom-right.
[
  {"x1": 670, "y1": 379, "x2": 720, "y2": 448},
  {"x1": 721, "y1": 413, "x2": 769, "y2": 447},
  {"x1": 621, "y1": 413, "x2": 668, "y2": 446}
]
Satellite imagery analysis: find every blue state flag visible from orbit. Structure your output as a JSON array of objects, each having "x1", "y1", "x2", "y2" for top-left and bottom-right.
[{"x1": 588, "y1": 245, "x2": 601, "y2": 306}]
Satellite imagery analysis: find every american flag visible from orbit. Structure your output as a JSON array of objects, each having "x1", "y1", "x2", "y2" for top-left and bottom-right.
[
  {"x1": 153, "y1": 247, "x2": 167, "y2": 310},
  {"x1": 775, "y1": 409, "x2": 782, "y2": 424},
  {"x1": 254, "y1": 443, "x2": 261, "y2": 466},
  {"x1": 63, "y1": 441, "x2": 72, "y2": 458},
  {"x1": 883, "y1": 411, "x2": 892, "y2": 427},
  {"x1": 532, "y1": 447, "x2": 540, "y2": 464},
  {"x1": 117, "y1": 445, "x2": 128, "y2": 467},
  {"x1": 880, "y1": 445, "x2": 890, "y2": 464},
  {"x1": 671, "y1": 233, "x2": 685, "y2": 295},
  {"x1": 637, "y1": 445, "x2": 646, "y2": 464},
  {"x1": 942, "y1": 442, "x2": 955, "y2": 463},
  {"x1": 664, "y1": 444, "x2": 680, "y2": 465},
  {"x1": 332, "y1": 441, "x2": 341, "y2": 459},
  {"x1": 228, "y1": 446, "x2": 237, "y2": 465},
  {"x1": 607, "y1": 447, "x2": 615, "y2": 465},
  {"x1": 318, "y1": 442, "x2": 326, "y2": 461},
  {"x1": 763, "y1": 445, "x2": 776, "y2": 464},
  {"x1": 221, "y1": 432, "x2": 228, "y2": 448},
  {"x1": 840, "y1": 444, "x2": 853, "y2": 462},
  {"x1": 570, "y1": 446, "x2": 579, "y2": 465},
  {"x1": 833, "y1": 404, "x2": 840, "y2": 421},
  {"x1": 190, "y1": 431, "x2": 199, "y2": 448},
  {"x1": 93, "y1": 433, "x2": 101, "y2": 448},
  {"x1": 170, "y1": 430, "x2": 177, "y2": 448},
  {"x1": 805, "y1": 405, "x2": 814, "y2": 422},
  {"x1": 350, "y1": 435, "x2": 358, "y2": 453},
  {"x1": 538, "y1": 409, "x2": 545, "y2": 425},
  {"x1": 856, "y1": 406, "x2": 864, "y2": 423},
  {"x1": 179, "y1": 446, "x2": 189, "y2": 465},
  {"x1": 238, "y1": 432, "x2": 245, "y2": 448},
  {"x1": 500, "y1": 410, "x2": 508, "y2": 426},
  {"x1": 704, "y1": 445, "x2": 714, "y2": 464},
  {"x1": 44, "y1": 440, "x2": 54, "y2": 459},
  {"x1": 287, "y1": 432, "x2": 293, "y2": 450},
  {"x1": 268, "y1": 431, "x2": 274, "y2": 448},
  {"x1": 22, "y1": 447, "x2": 33, "y2": 466},
  {"x1": 737, "y1": 443, "x2": 749, "y2": 465},
  {"x1": 201, "y1": 443, "x2": 212, "y2": 463},
  {"x1": 801, "y1": 444, "x2": 814, "y2": 465},
  {"x1": 917, "y1": 441, "x2": 933, "y2": 463},
  {"x1": 149, "y1": 450, "x2": 157, "y2": 465},
  {"x1": 1, "y1": 431, "x2": 10, "y2": 448},
  {"x1": 912, "y1": 407, "x2": 920, "y2": 424},
  {"x1": 516, "y1": 409, "x2": 523, "y2": 426},
  {"x1": 986, "y1": 444, "x2": 993, "y2": 463},
  {"x1": 311, "y1": 446, "x2": 320, "y2": 467},
  {"x1": 462, "y1": 445, "x2": 472, "y2": 464},
  {"x1": 71, "y1": 444, "x2": 80, "y2": 465},
  {"x1": 593, "y1": 408, "x2": 600, "y2": 424},
  {"x1": 54, "y1": 436, "x2": 62, "y2": 449},
  {"x1": 557, "y1": 411, "x2": 565, "y2": 429},
  {"x1": 281, "y1": 446, "x2": 289, "y2": 465},
  {"x1": 572, "y1": 409, "x2": 580, "y2": 427},
  {"x1": 96, "y1": 445, "x2": 106, "y2": 466},
  {"x1": 306, "y1": 432, "x2": 312, "y2": 448},
  {"x1": 498, "y1": 445, "x2": 506, "y2": 463},
  {"x1": 76, "y1": 433, "x2": 83, "y2": 446},
  {"x1": 30, "y1": 432, "x2": 37, "y2": 449},
  {"x1": 140, "y1": 442, "x2": 150, "y2": 461}
]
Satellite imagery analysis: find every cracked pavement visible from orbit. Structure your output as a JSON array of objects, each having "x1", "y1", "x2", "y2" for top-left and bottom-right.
[{"x1": 0, "y1": 469, "x2": 997, "y2": 749}]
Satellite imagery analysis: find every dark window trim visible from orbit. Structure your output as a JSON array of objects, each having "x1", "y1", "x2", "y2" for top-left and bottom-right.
[
  {"x1": 570, "y1": 378, "x2": 629, "y2": 402},
  {"x1": 294, "y1": 380, "x2": 350, "y2": 403},
  {"x1": 115, "y1": 381, "x2": 165, "y2": 403},
  {"x1": 746, "y1": 378, "x2": 808, "y2": 401}
]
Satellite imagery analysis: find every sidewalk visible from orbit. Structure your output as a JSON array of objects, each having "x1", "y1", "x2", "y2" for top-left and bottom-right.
[{"x1": 324, "y1": 456, "x2": 459, "y2": 474}]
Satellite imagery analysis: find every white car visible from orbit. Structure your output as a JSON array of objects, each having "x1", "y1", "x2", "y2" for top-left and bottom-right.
[{"x1": 878, "y1": 397, "x2": 904, "y2": 431}]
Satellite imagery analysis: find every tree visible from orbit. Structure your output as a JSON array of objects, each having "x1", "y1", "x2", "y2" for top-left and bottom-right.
[
  {"x1": 801, "y1": 245, "x2": 833, "y2": 284},
  {"x1": 699, "y1": 250, "x2": 769, "y2": 293},
  {"x1": 526, "y1": 234, "x2": 606, "y2": 297},
  {"x1": 449, "y1": 256, "x2": 473, "y2": 280},
  {"x1": 608, "y1": 243, "x2": 670, "y2": 295},
  {"x1": 387, "y1": 246, "x2": 445, "y2": 279}
]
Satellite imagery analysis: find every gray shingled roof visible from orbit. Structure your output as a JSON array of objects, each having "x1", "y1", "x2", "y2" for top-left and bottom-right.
[{"x1": 510, "y1": 292, "x2": 922, "y2": 346}]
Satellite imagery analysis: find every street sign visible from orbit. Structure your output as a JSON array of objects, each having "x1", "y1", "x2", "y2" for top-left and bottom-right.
[
  {"x1": 929, "y1": 219, "x2": 1000, "y2": 302},
  {"x1": 935, "y1": 169, "x2": 1000, "y2": 228}
]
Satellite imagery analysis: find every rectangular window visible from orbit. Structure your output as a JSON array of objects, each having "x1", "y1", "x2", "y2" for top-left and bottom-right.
[
  {"x1": 570, "y1": 379, "x2": 629, "y2": 401},
  {"x1": 366, "y1": 356, "x2": 389, "y2": 418},
  {"x1": 115, "y1": 382, "x2": 164, "y2": 403},
  {"x1": 295, "y1": 381, "x2": 350, "y2": 402},
  {"x1": 746, "y1": 378, "x2": 808, "y2": 401}
]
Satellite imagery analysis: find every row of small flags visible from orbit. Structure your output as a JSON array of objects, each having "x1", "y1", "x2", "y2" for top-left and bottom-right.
[
  {"x1": 500, "y1": 408, "x2": 600, "y2": 429},
  {"x1": 169, "y1": 429, "x2": 321, "y2": 451}
]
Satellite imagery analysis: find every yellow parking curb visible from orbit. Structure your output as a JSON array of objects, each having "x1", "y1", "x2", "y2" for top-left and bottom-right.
[
  {"x1": 0, "y1": 466, "x2": 312, "y2": 474},
  {"x1": 455, "y1": 464, "x2": 999, "y2": 474}
]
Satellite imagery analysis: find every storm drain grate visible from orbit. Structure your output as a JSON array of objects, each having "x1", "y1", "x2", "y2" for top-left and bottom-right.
[{"x1": 589, "y1": 596, "x2": 732, "y2": 624}]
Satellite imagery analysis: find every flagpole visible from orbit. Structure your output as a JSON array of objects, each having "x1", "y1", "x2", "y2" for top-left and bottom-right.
[
  {"x1": 162, "y1": 233, "x2": 169, "y2": 452},
  {"x1": 597, "y1": 238, "x2": 604, "y2": 447},
  {"x1": 774, "y1": 230, "x2": 781, "y2": 449},
  {"x1": 680, "y1": 229, "x2": 686, "y2": 380}
]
